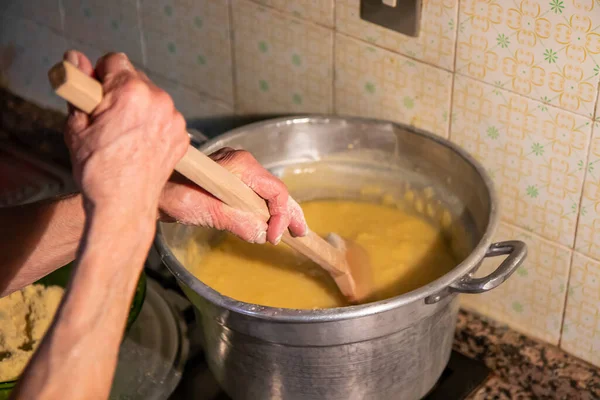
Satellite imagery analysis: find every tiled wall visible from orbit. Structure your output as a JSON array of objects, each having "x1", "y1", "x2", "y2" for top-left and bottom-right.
[{"x1": 2, "y1": 0, "x2": 600, "y2": 366}]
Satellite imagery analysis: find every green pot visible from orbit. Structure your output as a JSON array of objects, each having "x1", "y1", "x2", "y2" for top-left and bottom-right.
[{"x1": 0, "y1": 263, "x2": 147, "y2": 397}]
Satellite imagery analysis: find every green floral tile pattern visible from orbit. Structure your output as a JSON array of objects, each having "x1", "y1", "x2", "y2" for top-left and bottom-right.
[
  {"x1": 140, "y1": 0, "x2": 234, "y2": 104},
  {"x1": 335, "y1": 34, "x2": 452, "y2": 138},
  {"x1": 2, "y1": 0, "x2": 63, "y2": 32},
  {"x1": 336, "y1": 0, "x2": 459, "y2": 71},
  {"x1": 63, "y1": 0, "x2": 143, "y2": 64},
  {"x1": 456, "y1": 0, "x2": 600, "y2": 116},
  {"x1": 231, "y1": 0, "x2": 333, "y2": 113},
  {"x1": 145, "y1": 70, "x2": 232, "y2": 118},
  {"x1": 575, "y1": 126, "x2": 600, "y2": 259},
  {"x1": 451, "y1": 75, "x2": 591, "y2": 247},
  {"x1": 0, "y1": 14, "x2": 67, "y2": 111},
  {"x1": 251, "y1": 0, "x2": 334, "y2": 27},
  {"x1": 460, "y1": 222, "x2": 571, "y2": 345},
  {"x1": 561, "y1": 252, "x2": 600, "y2": 366}
]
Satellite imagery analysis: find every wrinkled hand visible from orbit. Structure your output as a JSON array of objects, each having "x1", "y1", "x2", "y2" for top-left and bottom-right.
[
  {"x1": 160, "y1": 148, "x2": 307, "y2": 244},
  {"x1": 63, "y1": 51, "x2": 189, "y2": 222},
  {"x1": 63, "y1": 51, "x2": 307, "y2": 244}
]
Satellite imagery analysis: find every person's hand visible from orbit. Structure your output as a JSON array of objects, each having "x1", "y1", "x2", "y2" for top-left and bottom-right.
[
  {"x1": 159, "y1": 148, "x2": 307, "y2": 244},
  {"x1": 63, "y1": 51, "x2": 188, "y2": 224},
  {"x1": 63, "y1": 51, "x2": 307, "y2": 244}
]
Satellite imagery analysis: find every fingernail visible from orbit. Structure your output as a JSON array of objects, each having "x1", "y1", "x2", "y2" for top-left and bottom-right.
[
  {"x1": 116, "y1": 52, "x2": 134, "y2": 70},
  {"x1": 274, "y1": 234, "x2": 283, "y2": 245},
  {"x1": 300, "y1": 224, "x2": 308, "y2": 237},
  {"x1": 64, "y1": 51, "x2": 79, "y2": 67},
  {"x1": 114, "y1": 52, "x2": 130, "y2": 62},
  {"x1": 255, "y1": 231, "x2": 267, "y2": 245},
  {"x1": 290, "y1": 224, "x2": 308, "y2": 238}
]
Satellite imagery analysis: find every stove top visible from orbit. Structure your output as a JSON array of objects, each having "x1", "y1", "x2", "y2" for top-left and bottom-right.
[{"x1": 423, "y1": 351, "x2": 490, "y2": 400}]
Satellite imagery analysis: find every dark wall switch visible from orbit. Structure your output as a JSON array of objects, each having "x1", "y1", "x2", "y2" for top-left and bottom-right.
[{"x1": 360, "y1": 0, "x2": 422, "y2": 37}]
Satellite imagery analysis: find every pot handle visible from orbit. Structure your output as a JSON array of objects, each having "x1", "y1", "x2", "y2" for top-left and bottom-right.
[
  {"x1": 425, "y1": 240, "x2": 527, "y2": 304},
  {"x1": 450, "y1": 240, "x2": 527, "y2": 294},
  {"x1": 188, "y1": 128, "x2": 209, "y2": 148}
]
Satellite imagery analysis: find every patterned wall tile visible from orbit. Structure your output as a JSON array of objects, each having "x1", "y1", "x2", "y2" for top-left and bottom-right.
[
  {"x1": 574, "y1": 124, "x2": 600, "y2": 259},
  {"x1": 461, "y1": 222, "x2": 571, "y2": 344},
  {"x1": 335, "y1": 0, "x2": 459, "y2": 71},
  {"x1": 0, "y1": 14, "x2": 67, "y2": 112},
  {"x1": 62, "y1": 41, "x2": 232, "y2": 119},
  {"x1": 561, "y1": 252, "x2": 600, "y2": 367},
  {"x1": 451, "y1": 75, "x2": 592, "y2": 247},
  {"x1": 456, "y1": 0, "x2": 600, "y2": 117},
  {"x1": 141, "y1": 0, "x2": 234, "y2": 105},
  {"x1": 146, "y1": 71, "x2": 233, "y2": 119},
  {"x1": 63, "y1": 0, "x2": 143, "y2": 64},
  {"x1": 335, "y1": 34, "x2": 452, "y2": 137},
  {"x1": 232, "y1": 0, "x2": 333, "y2": 114},
  {"x1": 250, "y1": 0, "x2": 334, "y2": 27},
  {"x1": 1, "y1": 0, "x2": 63, "y2": 32}
]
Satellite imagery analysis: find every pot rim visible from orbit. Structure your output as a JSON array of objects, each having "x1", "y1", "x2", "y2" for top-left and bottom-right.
[{"x1": 155, "y1": 115, "x2": 499, "y2": 323}]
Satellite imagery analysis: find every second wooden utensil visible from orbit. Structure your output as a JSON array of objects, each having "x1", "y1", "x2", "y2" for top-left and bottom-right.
[{"x1": 48, "y1": 60, "x2": 372, "y2": 303}]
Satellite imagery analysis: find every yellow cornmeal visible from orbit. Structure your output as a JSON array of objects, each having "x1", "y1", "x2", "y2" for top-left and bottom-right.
[
  {"x1": 0, "y1": 284, "x2": 64, "y2": 381},
  {"x1": 190, "y1": 200, "x2": 458, "y2": 309}
]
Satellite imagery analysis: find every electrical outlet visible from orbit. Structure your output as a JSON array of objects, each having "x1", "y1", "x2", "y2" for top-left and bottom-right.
[{"x1": 360, "y1": 0, "x2": 422, "y2": 37}]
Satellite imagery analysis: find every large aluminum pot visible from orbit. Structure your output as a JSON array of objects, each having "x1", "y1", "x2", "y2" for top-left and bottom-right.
[{"x1": 155, "y1": 116, "x2": 527, "y2": 400}]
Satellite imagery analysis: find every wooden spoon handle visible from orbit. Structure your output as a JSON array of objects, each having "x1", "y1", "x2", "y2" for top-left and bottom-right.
[
  {"x1": 47, "y1": 61, "x2": 351, "y2": 281},
  {"x1": 47, "y1": 61, "x2": 268, "y2": 213}
]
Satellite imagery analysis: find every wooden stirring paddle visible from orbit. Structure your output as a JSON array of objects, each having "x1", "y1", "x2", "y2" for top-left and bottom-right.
[{"x1": 48, "y1": 60, "x2": 372, "y2": 303}]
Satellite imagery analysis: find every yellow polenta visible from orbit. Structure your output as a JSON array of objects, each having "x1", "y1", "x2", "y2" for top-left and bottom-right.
[{"x1": 189, "y1": 200, "x2": 457, "y2": 309}]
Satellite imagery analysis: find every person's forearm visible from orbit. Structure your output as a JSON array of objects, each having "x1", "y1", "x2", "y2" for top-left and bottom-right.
[
  {"x1": 11, "y1": 206, "x2": 156, "y2": 400},
  {"x1": 0, "y1": 194, "x2": 85, "y2": 296}
]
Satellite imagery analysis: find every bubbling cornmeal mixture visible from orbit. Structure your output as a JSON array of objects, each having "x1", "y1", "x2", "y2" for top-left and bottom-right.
[
  {"x1": 0, "y1": 284, "x2": 64, "y2": 381},
  {"x1": 189, "y1": 200, "x2": 458, "y2": 309}
]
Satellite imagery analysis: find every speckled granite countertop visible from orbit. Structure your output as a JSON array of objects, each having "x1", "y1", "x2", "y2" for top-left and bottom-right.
[
  {"x1": 456, "y1": 310, "x2": 600, "y2": 399},
  {"x1": 2, "y1": 87, "x2": 600, "y2": 399}
]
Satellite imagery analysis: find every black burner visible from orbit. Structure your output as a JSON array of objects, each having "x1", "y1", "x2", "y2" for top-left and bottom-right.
[{"x1": 424, "y1": 351, "x2": 490, "y2": 400}]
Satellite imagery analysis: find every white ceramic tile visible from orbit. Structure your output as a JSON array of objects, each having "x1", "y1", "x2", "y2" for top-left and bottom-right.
[
  {"x1": 251, "y1": 0, "x2": 334, "y2": 27},
  {"x1": 574, "y1": 124, "x2": 600, "y2": 259},
  {"x1": 232, "y1": 0, "x2": 333, "y2": 114},
  {"x1": 0, "y1": 14, "x2": 68, "y2": 112},
  {"x1": 0, "y1": 0, "x2": 63, "y2": 32},
  {"x1": 141, "y1": 0, "x2": 233, "y2": 105},
  {"x1": 335, "y1": 0, "x2": 459, "y2": 71},
  {"x1": 140, "y1": 0, "x2": 230, "y2": 40},
  {"x1": 335, "y1": 34, "x2": 452, "y2": 137},
  {"x1": 146, "y1": 71, "x2": 233, "y2": 119},
  {"x1": 461, "y1": 222, "x2": 571, "y2": 345},
  {"x1": 451, "y1": 75, "x2": 592, "y2": 247},
  {"x1": 63, "y1": 0, "x2": 143, "y2": 64},
  {"x1": 561, "y1": 252, "x2": 600, "y2": 367},
  {"x1": 456, "y1": 0, "x2": 600, "y2": 117}
]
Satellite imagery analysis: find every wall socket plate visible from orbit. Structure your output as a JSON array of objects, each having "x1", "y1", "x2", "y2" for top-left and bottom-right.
[{"x1": 360, "y1": 0, "x2": 422, "y2": 37}]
